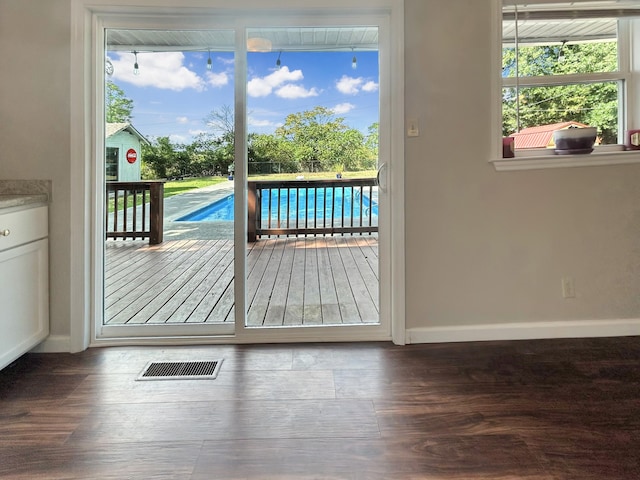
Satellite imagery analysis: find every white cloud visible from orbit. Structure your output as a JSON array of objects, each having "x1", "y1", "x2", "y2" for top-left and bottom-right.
[
  {"x1": 275, "y1": 84, "x2": 319, "y2": 99},
  {"x1": 176, "y1": 116, "x2": 189, "y2": 124},
  {"x1": 206, "y1": 71, "x2": 229, "y2": 87},
  {"x1": 336, "y1": 75, "x2": 363, "y2": 95},
  {"x1": 247, "y1": 66, "x2": 304, "y2": 97},
  {"x1": 189, "y1": 129, "x2": 208, "y2": 136},
  {"x1": 169, "y1": 134, "x2": 189, "y2": 143},
  {"x1": 362, "y1": 81, "x2": 379, "y2": 92},
  {"x1": 335, "y1": 76, "x2": 379, "y2": 95},
  {"x1": 248, "y1": 116, "x2": 280, "y2": 128},
  {"x1": 110, "y1": 52, "x2": 205, "y2": 91},
  {"x1": 332, "y1": 102, "x2": 355, "y2": 114}
]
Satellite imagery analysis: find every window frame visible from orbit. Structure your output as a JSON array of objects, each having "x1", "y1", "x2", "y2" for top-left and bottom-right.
[{"x1": 491, "y1": 0, "x2": 640, "y2": 171}]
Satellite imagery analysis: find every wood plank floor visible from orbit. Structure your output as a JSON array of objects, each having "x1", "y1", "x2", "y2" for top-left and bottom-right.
[
  {"x1": 1, "y1": 337, "x2": 639, "y2": 479},
  {"x1": 105, "y1": 236, "x2": 379, "y2": 326}
]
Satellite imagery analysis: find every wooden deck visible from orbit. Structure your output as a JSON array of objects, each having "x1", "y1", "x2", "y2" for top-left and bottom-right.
[{"x1": 104, "y1": 236, "x2": 378, "y2": 326}]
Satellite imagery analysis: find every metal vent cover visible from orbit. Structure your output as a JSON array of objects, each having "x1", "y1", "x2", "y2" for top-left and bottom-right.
[{"x1": 137, "y1": 360, "x2": 223, "y2": 381}]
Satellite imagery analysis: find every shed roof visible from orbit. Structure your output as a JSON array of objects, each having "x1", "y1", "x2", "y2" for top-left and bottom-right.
[
  {"x1": 106, "y1": 122, "x2": 150, "y2": 145},
  {"x1": 509, "y1": 121, "x2": 590, "y2": 149}
]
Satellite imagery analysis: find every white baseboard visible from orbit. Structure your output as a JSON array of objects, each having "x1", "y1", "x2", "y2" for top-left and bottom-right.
[
  {"x1": 407, "y1": 318, "x2": 640, "y2": 344},
  {"x1": 30, "y1": 335, "x2": 71, "y2": 353}
]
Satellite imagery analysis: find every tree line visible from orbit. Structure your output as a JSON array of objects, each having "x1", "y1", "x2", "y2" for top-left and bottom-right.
[
  {"x1": 107, "y1": 82, "x2": 378, "y2": 180},
  {"x1": 502, "y1": 42, "x2": 618, "y2": 143}
]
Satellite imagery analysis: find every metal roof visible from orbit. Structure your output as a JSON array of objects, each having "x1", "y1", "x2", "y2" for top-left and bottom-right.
[{"x1": 509, "y1": 121, "x2": 589, "y2": 149}]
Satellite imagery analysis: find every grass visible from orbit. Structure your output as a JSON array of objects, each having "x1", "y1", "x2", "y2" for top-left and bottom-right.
[
  {"x1": 164, "y1": 176, "x2": 228, "y2": 198},
  {"x1": 247, "y1": 170, "x2": 376, "y2": 181}
]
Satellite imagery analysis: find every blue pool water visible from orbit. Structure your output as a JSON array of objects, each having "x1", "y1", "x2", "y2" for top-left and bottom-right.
[{"x1": 177, "y1": 187, "x2": 377, "y2": 222}]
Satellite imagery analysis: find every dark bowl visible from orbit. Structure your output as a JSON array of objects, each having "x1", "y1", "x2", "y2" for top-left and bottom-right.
[{"x1": 553, "y1": 127, "x2": 597, "y2": 152}]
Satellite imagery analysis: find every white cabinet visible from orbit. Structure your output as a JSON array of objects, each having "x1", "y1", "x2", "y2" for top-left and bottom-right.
[{"x1": 0, "y1": 205, "x2": 49, "y2": 370}]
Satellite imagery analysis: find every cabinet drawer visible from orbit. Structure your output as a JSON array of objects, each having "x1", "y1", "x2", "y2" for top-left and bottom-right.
[{"x1": 0, "y1": 205, "x2": 48, "y2": 251}]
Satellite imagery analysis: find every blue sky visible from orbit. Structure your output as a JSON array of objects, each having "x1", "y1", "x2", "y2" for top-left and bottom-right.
[{"x1": 106, "y1": 49, "x2": 380, "y2": 144}]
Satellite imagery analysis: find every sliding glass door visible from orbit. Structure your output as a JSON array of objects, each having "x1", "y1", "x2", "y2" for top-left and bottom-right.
[{"x1": 93, "y1": 11, "x2": 394, "y2": 343}]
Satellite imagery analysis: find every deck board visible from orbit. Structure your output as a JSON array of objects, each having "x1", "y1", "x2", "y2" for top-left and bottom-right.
[
  {"x1": 104, "y1": 235, "x2": 379, "y2": 326},
  {"x1": 283, "y1": 237, "x2": 307, "y2": 326},
  {"x1": 263, "y1": 238, "x2": 295, "y2": 326},
  {"x1": 316, "y1": 238, "x2": 342, "y2": 324},
  {"x1": 303, "y1": 238, "x2": 322, "y2": 325}
]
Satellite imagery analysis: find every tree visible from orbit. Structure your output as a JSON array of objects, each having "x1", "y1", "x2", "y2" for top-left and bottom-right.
[
  {"x1": 276, "y1": 106, "x2": 372, "y2": 171},
  {"x1": 141, "y1": 137, "x2": 175, "y2": 179},
  {"x1": 365, "y1": 122, "x2": 379, "y2": 160},
  {"x1": 502, "y1": 42, "x2": 618, "y2": 143},
  {"x1": 105, "y1": 81, "x2": 134, "y2": 123},
  {"x1": 248, "y1": 133, "x2": 298, "y2": 174},
  {"x1": 201, "y1": 106, "x2": 235, "y2": 174}
]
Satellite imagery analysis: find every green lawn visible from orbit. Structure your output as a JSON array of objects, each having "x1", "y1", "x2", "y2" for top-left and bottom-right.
[
  {"x1": 247, "y1": 170, "x2": 376, "y2": 181},
  {"x1": 164, "y1": 176, "x2": 228, "y2": 197}
]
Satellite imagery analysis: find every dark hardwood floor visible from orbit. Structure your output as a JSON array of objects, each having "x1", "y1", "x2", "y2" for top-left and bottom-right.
[{"x1": 1, "y1": 337, "x2": 639, "y2": 479}]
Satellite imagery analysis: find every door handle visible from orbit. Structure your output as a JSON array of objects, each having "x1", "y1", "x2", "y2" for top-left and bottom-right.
[{"x1": 376, "y1": 162, "x2": 388, "y2": 192}]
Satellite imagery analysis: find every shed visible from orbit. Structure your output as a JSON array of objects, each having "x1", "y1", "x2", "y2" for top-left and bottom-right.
[{"x1": 105, "y1": 123, "x2": 149, "y2": 181}]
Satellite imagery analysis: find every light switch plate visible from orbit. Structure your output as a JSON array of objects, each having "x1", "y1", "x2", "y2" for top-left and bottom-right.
[{"x1": 407, "y1": 118, "x2": 419, "y2": 137}]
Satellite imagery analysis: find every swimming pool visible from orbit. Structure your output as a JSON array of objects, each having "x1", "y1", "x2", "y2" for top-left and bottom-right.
[{"x1": 177, "y1": 187, "x2": 378, "y2": 222}]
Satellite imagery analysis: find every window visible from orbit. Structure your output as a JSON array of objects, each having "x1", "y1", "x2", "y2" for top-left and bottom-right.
[
  {"x1": 106, "y1": 147, "x2": 118, "y2": 181},
  {"x1": 499, "y1": 1, "x2": 640, "y2": 161}
]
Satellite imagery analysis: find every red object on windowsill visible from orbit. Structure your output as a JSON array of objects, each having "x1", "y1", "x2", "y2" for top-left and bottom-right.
[
  {"x1": 626, "y1": 130, "x2": 640, "y2": 150},
  {"x1": 502, "y1": 137, "x2": 514, "y2": 158}
]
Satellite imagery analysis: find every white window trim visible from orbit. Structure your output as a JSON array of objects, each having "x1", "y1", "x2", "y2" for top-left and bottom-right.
[{"x1": 491, "y1": 0, "x2": 640, "y2": 171}]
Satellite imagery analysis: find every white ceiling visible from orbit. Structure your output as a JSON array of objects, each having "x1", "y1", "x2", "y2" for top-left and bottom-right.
[
  {"x1": 502, "y1": 2, "x2": 640, "y2": 45},
  {"x1": 106, "y1": 26, "x2": 379, "y2": 52}
]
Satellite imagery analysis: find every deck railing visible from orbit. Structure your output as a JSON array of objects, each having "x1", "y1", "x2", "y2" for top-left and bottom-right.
[
  {"x1": 248, "y1": 178, "x2": 378, "y2": 242},
  {"x1": 105, "y1": 181, "x2": 165, "y2": 245}
]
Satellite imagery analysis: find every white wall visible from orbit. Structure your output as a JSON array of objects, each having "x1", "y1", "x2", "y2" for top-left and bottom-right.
[
  {"x1": 404, "y1": 0, "x2": 640, "y2": 339},
  {"x1": 1, "y1": 0, "x2": 640, "y2": 346},
  {"x1": 0, "y1": 0, "x2": 72, "y2": 341}
]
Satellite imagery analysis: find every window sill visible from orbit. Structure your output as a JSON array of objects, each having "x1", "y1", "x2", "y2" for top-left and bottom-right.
[{"x1": 491, "y1": 150, "x2": 640, "y2": 171}]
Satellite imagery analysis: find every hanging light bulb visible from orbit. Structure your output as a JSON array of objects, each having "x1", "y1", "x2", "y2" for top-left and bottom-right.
[
  {"x1": 351, "y1": 49, "x2": 357, "y2": 70},
  {"x1": 133, "y1": 51, "x2": 140, "y2": 75},
  {"x1": 558, "y1": 40, "x2": 567, "y2": 62},
  {"x1": 207, "y1": 49, "x2": 212, "y2": 70},
  {"x1": 276, "y1": 51, "x2": 282, "y2": 69}
]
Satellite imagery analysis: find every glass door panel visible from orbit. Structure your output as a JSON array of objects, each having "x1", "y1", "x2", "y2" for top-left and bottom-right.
[
  {"x1": 244, "y1": 26, "x2": 381, "y2": 329},
  {"x1": 100, "y1": 27, "x2": 237, "y2": 338}
]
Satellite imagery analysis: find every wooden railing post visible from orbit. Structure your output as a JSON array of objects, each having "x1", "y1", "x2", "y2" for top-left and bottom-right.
[
  {"x1": 248, "y1": 181, "x2": 257, "y2": 243},
  {"x1": 149, "y1": 182, "x2": 164, "y2": 245}
]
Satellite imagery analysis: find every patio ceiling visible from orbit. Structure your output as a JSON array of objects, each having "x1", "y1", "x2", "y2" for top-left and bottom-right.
[
  {"x1": 106, "y1": 26, "x2": 379, "y2": 53},
  {"x1": 502, "y1": 1, "x2": 640, "y2": 46}
]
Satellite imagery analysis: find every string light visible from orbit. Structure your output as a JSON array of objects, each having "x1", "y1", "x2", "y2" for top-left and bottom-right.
[
  {"x1": 132, "y1": 50, "x2": 139, "y2": 75},
  {"x1": 558, "y1": 40, "x2": 567, "y2": 62},
  {"x1": 351, "y1": 48, "x2": 357, "y2": 70},
  {"x1": 276, "y1": 51, "x2": 282, "y2": 69},
  {"x1": 207, "y1": 49, "x2": 212, "y2": 70}
]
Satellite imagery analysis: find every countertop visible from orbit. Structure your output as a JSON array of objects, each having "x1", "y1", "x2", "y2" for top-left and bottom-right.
[
  {"x1": 0, "y1": 194, "x2": 49, "y2": 210},
  {"x1": 0, "y1": 180, "x2": 51, "y2": 211}
]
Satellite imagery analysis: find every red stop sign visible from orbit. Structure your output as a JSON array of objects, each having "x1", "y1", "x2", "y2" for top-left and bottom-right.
[{"x1": 126, "y1": 148, "x2": 137, "y2": 164}]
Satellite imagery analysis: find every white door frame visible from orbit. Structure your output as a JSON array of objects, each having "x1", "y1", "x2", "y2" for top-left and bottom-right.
[{"x1": 69, "y1": 0, "x2": 405, "y2": 350}]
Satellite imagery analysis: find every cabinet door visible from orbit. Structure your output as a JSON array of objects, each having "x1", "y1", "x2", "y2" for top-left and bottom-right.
[{"x1": 0, "y1": 239, "x2": 49, "y2": 370}]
